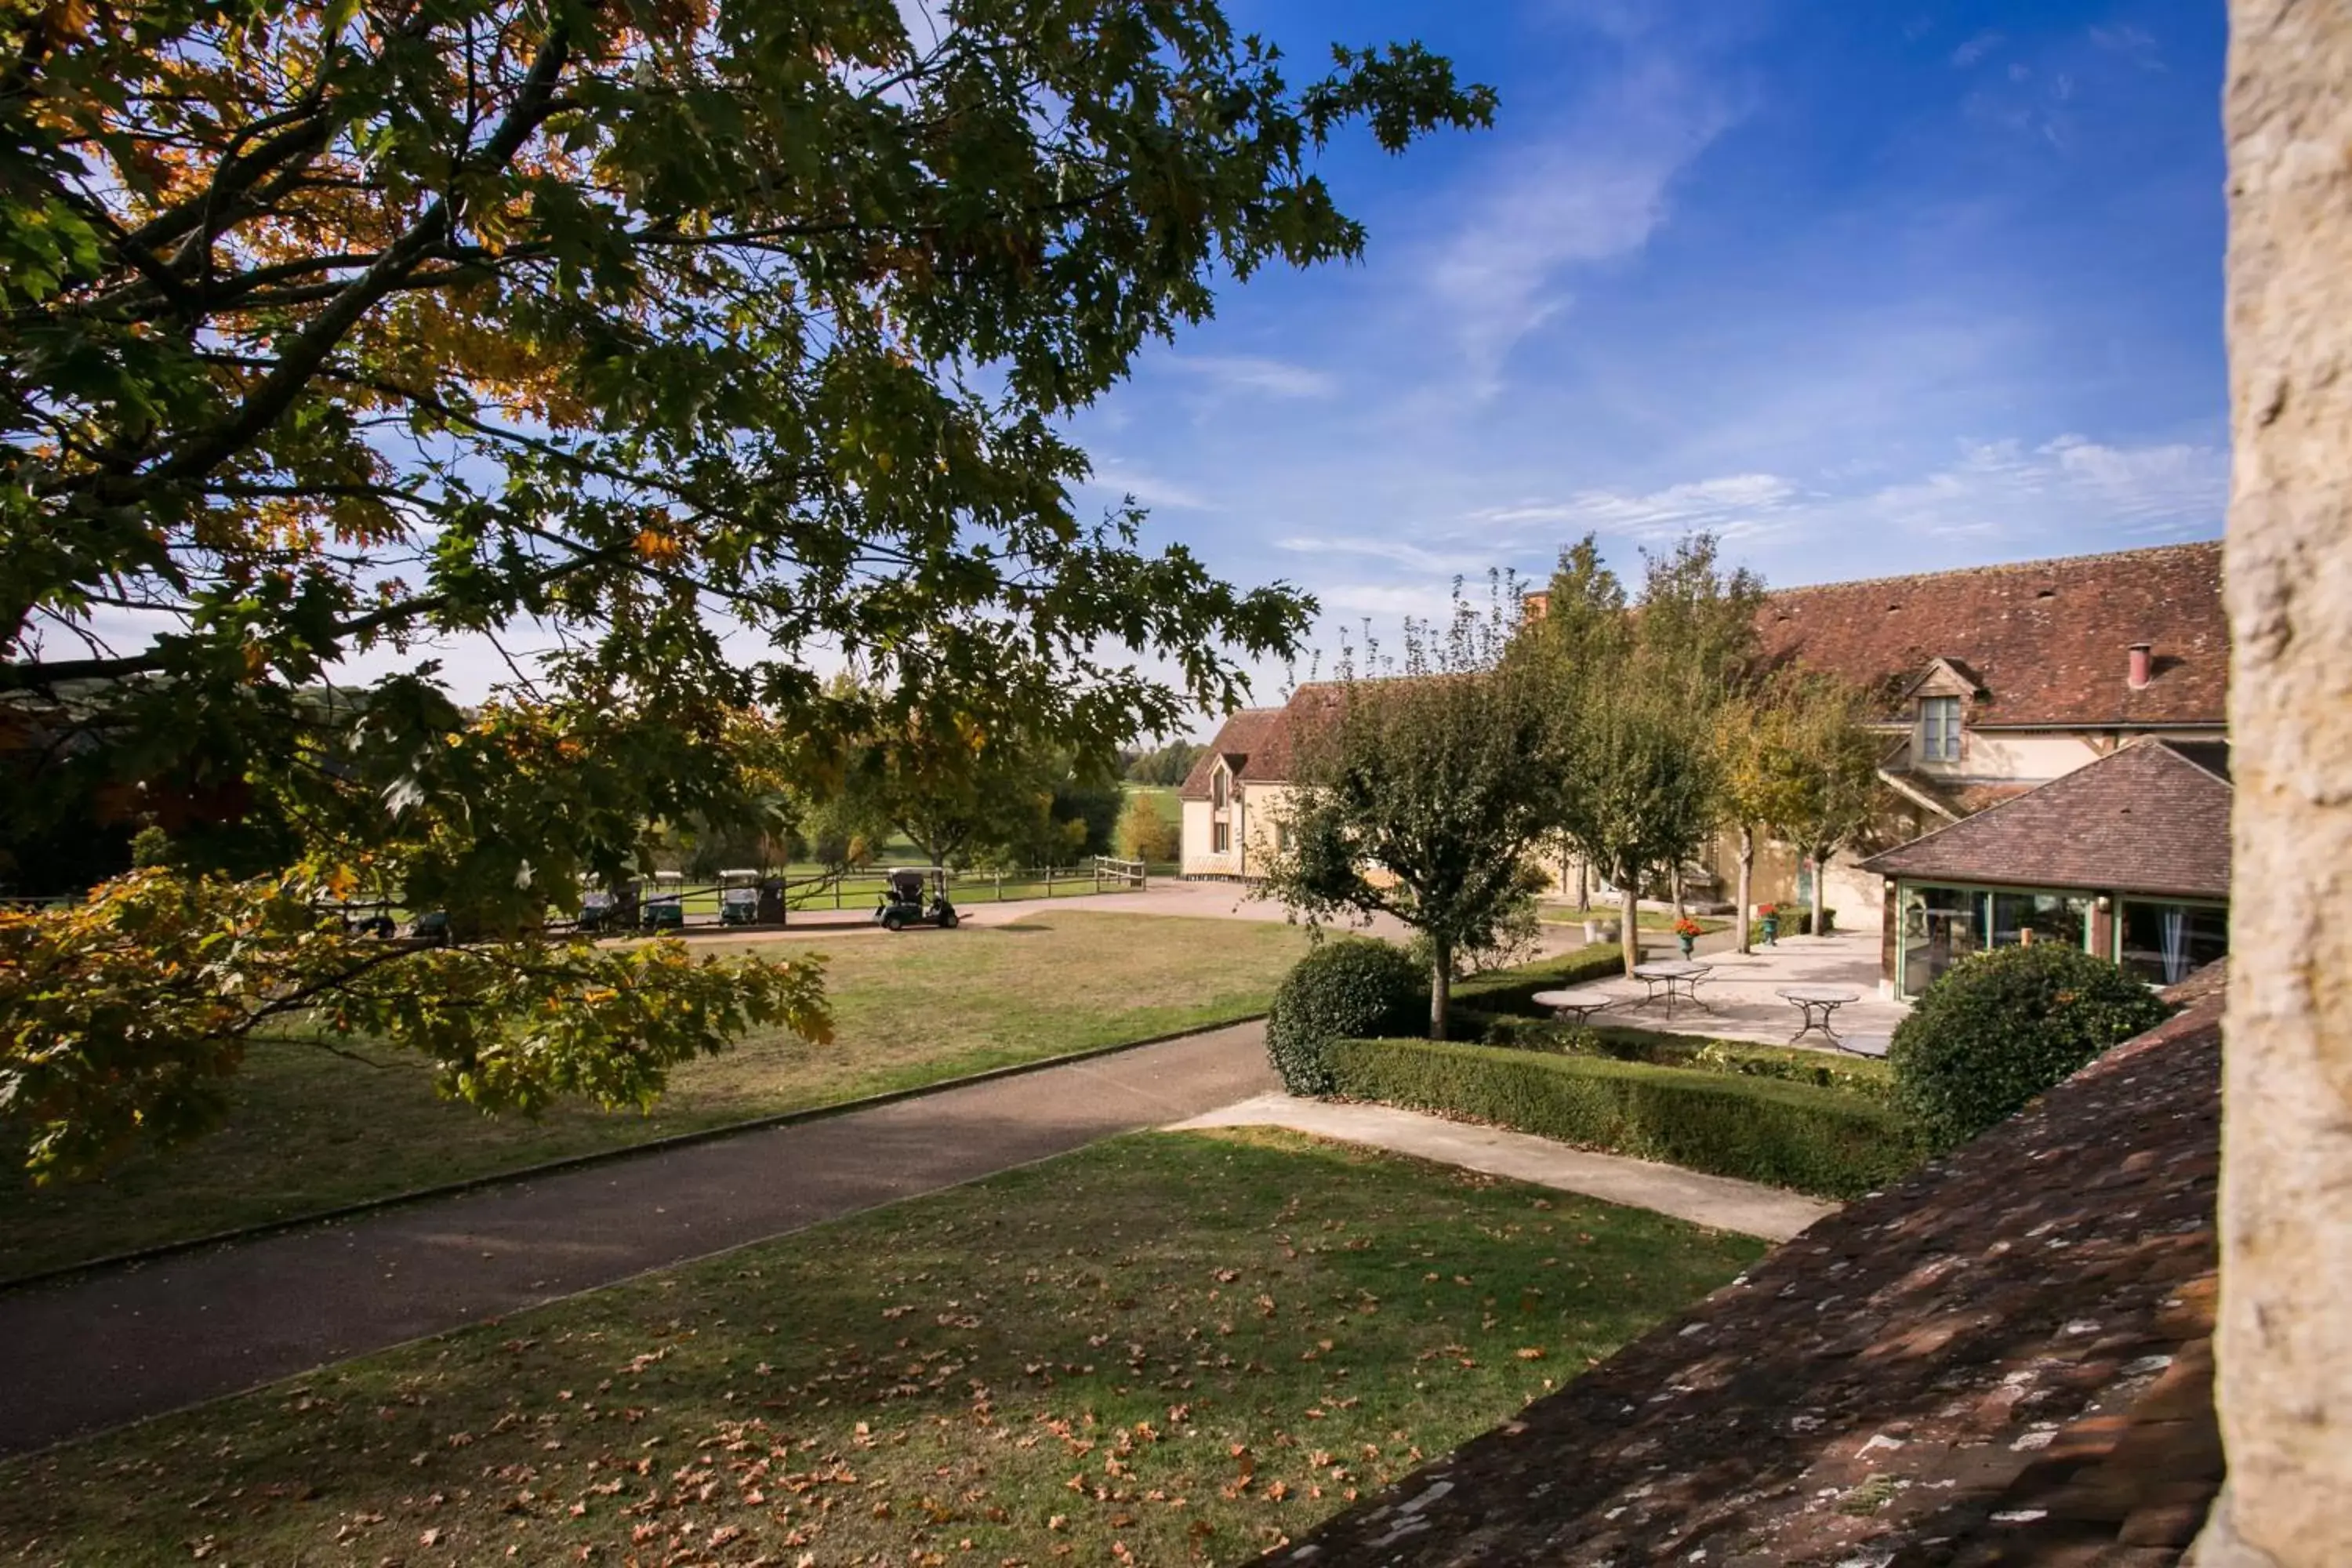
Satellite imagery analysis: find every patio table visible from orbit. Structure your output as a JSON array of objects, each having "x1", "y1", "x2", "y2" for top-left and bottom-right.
[
  {"x1": 1630, "y1": 961, "x2": 1712, "y2": 1020},
  {"x1": 1777, "y1": 985, "x2": 1860, "y2": 1045},
  {"x1": 1530, "y1": 988, "x2": 1618, "y2": 1029}
]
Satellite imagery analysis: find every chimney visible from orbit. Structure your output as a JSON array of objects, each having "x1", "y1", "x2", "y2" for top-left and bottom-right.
[{"x1": 2128, "y1": 642, "x2": 2154, "y2": 690}]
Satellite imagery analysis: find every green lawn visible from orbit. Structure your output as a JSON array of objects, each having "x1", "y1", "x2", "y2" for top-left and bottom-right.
[
  {"x1": 0, "y1": 1129, "x2": 1762, "y2": 1566},
  {"x1": 0, "y1": 912, "x2": 1311, "y2": 1283}
]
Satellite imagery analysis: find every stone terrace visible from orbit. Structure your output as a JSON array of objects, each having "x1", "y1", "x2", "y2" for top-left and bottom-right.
[{"x1": 1260, "y1": 978, "x2": 2223, "y2": 1567}]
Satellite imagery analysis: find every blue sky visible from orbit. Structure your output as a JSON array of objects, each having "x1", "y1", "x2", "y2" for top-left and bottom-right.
[{"x1": 1069, "y1": 0, "x2": 2229, "y2": 689}]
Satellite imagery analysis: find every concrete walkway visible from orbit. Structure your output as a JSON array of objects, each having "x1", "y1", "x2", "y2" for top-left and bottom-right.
[
  {"x1": 0, "y1": 1022, "x2": 1278, "y2": 1457},
  {"x1": 1173, "y1": 1094, "x2": 1837, "y2": 1241}
]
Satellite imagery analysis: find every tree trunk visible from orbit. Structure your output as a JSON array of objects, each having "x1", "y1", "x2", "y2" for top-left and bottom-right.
[
  {"x1": 1671, "y1": 862, "x2": 1686, "y2": 920},
  {"x1": 1806, "y1": 851, "x2": 1821, "y2": 938},
  {"x1": 1621, "y1": 880, "x2": 1641, "y2": 976},
  {"x1": 1736, "y1": 825, "x2": 1755, "y2": 955},
  {"x1": 1428, "y1": 941, "x2": 1452, "y2": 1040},
  {"x1": 1576, "y1": 855, "x2": 1590, "y2": 912}
]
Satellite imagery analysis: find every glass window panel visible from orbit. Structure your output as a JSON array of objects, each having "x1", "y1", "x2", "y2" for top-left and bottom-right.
[
  {"x1": 2120, "y1": 902, "x2": 2229, "y2": 985},
  {"x1": 1989, "y1": 891, "x2": 2089, "y2": 951},
  {"x1": 1900, "y1": 884, "x2": 1979, "y2": 998}
]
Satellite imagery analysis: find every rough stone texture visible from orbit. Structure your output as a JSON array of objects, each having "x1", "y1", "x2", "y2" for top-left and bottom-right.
[
  {"x1": 2202, "y1": 5, "x2": 2352, "y2": 1563},
  {"x1": 1256, "y1": 995, "x2": 2224, "y2": 1567}
]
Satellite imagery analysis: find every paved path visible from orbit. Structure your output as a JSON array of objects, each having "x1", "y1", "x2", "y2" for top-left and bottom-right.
[
  {"x1": 1173, "y1": 1094, "x2": 1837, "y2": 1241},
  {"x1": 0, "y1": 1023, "x2": 1277, "y2": 1457}
]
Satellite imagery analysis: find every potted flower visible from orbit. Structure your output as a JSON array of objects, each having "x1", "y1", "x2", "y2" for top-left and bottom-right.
[
  {"x1": 1672, "y1": 916, "x2": 1705, "y2": 960},
  {"x1": 1757, "y1": 902, "x2": 1781, "y2": 946}
]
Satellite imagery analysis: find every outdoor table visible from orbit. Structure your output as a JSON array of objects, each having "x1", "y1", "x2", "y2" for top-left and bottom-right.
[
  {"x1": 1530, "y1": 988, "x2": 1617, "y2": 1029},
  {"x1": 1778, "y1": 985, "x2": 1860, "y2": 1045},
  {"x1": 1630, "y1": 961, "x2": 1712, "y2": 1019}
]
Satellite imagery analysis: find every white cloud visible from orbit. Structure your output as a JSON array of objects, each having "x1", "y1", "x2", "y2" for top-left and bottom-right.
[
  {"x1": 1465, "y1": 472, "x2": 1803, "y2": 544},
  {"x1": 1951, "y1": 31, "x2": 2004, "y2": 68},
  {"x1": 1082, "y1": 458, "x2": 1218, "y2": 512},
  {"x1": 1163, "y1": 355, "x2": 1338, "y2": 400},
  {"x1": 1275, "y1": 536, "x2": 1490, "y2": 574},
  {"x1": 1857, "y1": 434, "x2": 2228, "y2": 540},
  {"x1": 1425, "y1": 56, "x2": 1735, "y2": 394},
  {"x1": 2088, "y1": 24, "x2": 2162, "y2": 68},
  {"x1": 1313, "y1": 583, "x2": 1464, "y2": 625}
]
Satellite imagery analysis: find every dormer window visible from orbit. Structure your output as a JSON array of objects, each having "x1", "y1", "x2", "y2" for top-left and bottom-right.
[
  {"x1": 1919, "y1": 696, "x2": 1962, "y2": 763},
  {"x1": 1210, "y1": 764, "x2": 1229, "y2": 809}
]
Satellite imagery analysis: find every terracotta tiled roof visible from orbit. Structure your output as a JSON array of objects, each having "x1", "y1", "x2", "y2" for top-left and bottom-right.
[
  {"x1": 1178, "y1": 707, "x2": 1284, "y2": 800},
  {"x1": 1262, "y1": 989, "x2": 2225, "y2": 1568},
  {"x1": 1177, "y1": 685, "x2": 1349, "y2": 798},
  {"x1": 1756, "y1": 542, "x2": 2227, "y2": 729},
  {"x1": 1859, "y1": 739, "x2": 2231, "y2": 898},
  {"x1": 1883, "y1": 773, "x2": 2040, "y2": 823}
]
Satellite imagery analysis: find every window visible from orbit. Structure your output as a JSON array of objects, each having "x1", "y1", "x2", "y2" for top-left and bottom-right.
[
  {"x1": 1274, "y1": 820, "x2": 1291, "y2": 853},
  {"x1": 1210, "y1": 766, "x2": 1228, "y2": 809},
  {"x1": 2120, "y1": 901, "x2": 2227, "y2": 986},
  {"x1": 1899, "y1": 884, "x2": 1977, "y2": 998},
  {"x1": 1900, "y1": 884, "x2": 2091, "y2": 997},
  {"x1": 1919, "y1": 695, "x2": 1962, "y2": 763},
  {"x1": 1211, "y1": 821, "x2": 1230, "y2": 855}
]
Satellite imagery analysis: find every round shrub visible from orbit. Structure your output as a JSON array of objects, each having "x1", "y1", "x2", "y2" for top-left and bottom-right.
[
  {"x1": 1889, "y1": 943, "x2": 2172, "y2": 1148},
  {"x1": 1265, "y1": 938, "x2": 1426, "y2": 1095}
]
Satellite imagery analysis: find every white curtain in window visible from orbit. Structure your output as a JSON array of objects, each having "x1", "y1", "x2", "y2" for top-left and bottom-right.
[{"x1": 2161, "y1": 906, "x2": 2189, "y2": 985}]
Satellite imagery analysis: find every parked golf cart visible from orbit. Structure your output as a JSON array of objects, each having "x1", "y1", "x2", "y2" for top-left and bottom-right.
[
  {"x1": 873, "y1": 869, "x2": 958, "y2": 931},
  {"x1": 576, "y1": 882, "x2": 618, "y2": 935},
  {"x1": 719, "y1": 869, "x2": 763, "y2": 927},
  {"x1": 642, "y1": 872, "x2": 687, "y2": 931}
]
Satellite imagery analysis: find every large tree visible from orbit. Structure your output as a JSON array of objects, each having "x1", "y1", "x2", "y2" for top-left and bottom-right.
[
  {"x1": 1258, "y1": 580, "x2": 1563, "y2": 1040},
  {"x1": 0, "y1": 0, "x2": 1491, "y2": 1175}
]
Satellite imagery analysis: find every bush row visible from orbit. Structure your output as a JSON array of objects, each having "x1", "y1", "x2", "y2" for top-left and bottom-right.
[
  {"x1": 1323, "y1": 1036, "x2": 1921, "y2": 1200},
  {"x1": 1477, "y1": 1018, "x2": 1896, "y2": 1102}
]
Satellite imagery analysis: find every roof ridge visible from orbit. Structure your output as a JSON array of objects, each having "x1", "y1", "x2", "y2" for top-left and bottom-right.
[{"x1": 1766, "y1": 539, "x2": 2221, "y2": 600}]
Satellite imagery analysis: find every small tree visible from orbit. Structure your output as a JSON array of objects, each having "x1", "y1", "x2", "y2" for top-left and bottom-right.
[
  {"x1": 1552, "y1": 685, "x2": 1720, "y2": 975},
  {"x1": 1116, "y1": 794, "x2": 1181, "y2": 863},
  {"x1": 1523, "y1": 533, "x2": 1751, "y2": 975},
  {"x1": 1259, "y1": 580, "x2": 1565, "y2": 1040},
  {"x1": 1755, "y1": 677, "x2": 1885, "y2": 937}
]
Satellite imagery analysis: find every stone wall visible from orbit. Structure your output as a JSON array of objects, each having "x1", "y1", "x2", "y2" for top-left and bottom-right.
[{"x1": 2197, "y1": 5, "x2": 2352, "y2": 1563}]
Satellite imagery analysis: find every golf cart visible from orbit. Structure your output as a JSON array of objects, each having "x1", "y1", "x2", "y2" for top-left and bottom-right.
[
  {"x1": 577, "y1": 882, "x2": 618, "y2": 935},
  {"x1": 643, "y1": 871, "x2": 687, "y2": 932},
  {"x1": 873, "y1": 869, "x2": 958, "y2": 932},
  {"x1": 719, "y1": 869, "x2": 763, "y2": 927}
]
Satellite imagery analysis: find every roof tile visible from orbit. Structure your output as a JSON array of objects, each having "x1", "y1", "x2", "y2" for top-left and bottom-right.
[
  {"x1": 1860, "y1": 739, "x2": 2231, "y2": 898},
  {"x1": 1259, "y1": 989, "x2": 2224, "y2": 1568},
  {"x1": 1755, "y1": 542, "x2": 2227, "y2": 729}
]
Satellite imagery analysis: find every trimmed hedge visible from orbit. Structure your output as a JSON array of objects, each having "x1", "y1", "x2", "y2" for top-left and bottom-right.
[
  {"x1": 1448, "y1": 943, "x2": 1627, "y2": 1019},
  {"x1": 1476, "y1": 1018, "x2": 1898, "y2": 1103},
  {"x1": 1324, "y1": 1037, "x2": 1921, "y2": 1199},
  {"x1": 1265, "y1": 938, "x2": 1427, "y2": 1095},
  {"x1": 1890, "y1": 943, "x2": 2172, "y2": 1149}
]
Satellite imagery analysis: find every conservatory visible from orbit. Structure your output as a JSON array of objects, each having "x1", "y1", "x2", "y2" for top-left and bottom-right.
[{"x1": 1860, "y1": 739, "x2": 2231, "y2": 999}]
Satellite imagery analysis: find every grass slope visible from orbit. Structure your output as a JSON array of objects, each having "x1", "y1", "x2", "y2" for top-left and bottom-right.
[
  {"x1": 0, "y1": 912, "x2": 1310, "y2": 1283},
  {"x1": 0, "y1": 1129, "x2": 1762, "y2": 1567}
]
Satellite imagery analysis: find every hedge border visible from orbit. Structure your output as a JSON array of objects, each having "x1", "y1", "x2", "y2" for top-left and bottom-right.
[{"x1": 1324, "y1": 1036, "x2": 1921, "y2": 1200}]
